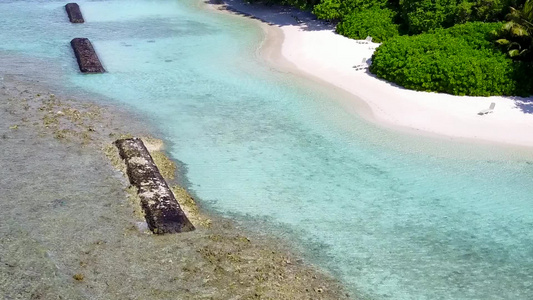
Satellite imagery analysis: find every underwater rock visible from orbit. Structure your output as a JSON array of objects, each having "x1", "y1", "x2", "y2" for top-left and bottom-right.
[
  {"x1": 115, "y1": 138, "x2": 194, "y2": 234},
  {"x1": 70, "y1": 38, "x2": 105, "y2": 73},
  {"x1": 65, "y1": 3, "x2": 84, "y2": 23}
]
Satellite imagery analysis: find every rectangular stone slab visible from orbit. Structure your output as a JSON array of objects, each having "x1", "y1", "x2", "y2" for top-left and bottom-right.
[
  {"x1": 70, "y1": 38, "x2": 105, "y2": 73},
  {"x1": 115, "y1": 138, "x2": 195, "y2": 234},
  {"x1": 65, "y1": 3, "x2": 84, "y2": 23}
]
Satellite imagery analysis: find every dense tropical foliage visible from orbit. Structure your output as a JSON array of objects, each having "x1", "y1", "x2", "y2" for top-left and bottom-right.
[
  {"x1": 247, "y1": 0, "x2": 533, "y2": 96},
  {"x1": 496, "y1": 0, "x2": 533, "y2": 60},
  {"x1": 370, "y1": 23, "x2": 531, "y2": 96},
  {"x1": 336, "y1": 8, "x2": 399, "y2": 42}
]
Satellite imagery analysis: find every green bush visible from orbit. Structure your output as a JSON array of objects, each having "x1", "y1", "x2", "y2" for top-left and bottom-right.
[
  {"x1": 398, "y1": 0, "x2": 516, "y2": 34},
  {"x1": 456, "y1": 0, "x2": 520, "y2": 23},
  {"x1": 370, "y1": 22, "x2": 529, "y2": 96},
  {"x1": 336, "y1": 8, "x2": 400, "y2": 42},
  {"x1": 246, "y1": 0, "x2": 319, "y2": 10},
  {"x1": 438, "y1": 22, "x2": 502, "y2": 48},
  {"x1": 313, "y1": 0, "x2": 345, "y2": 20},
  {"x1": 399, "y1": 0, "x2": 459, "y2": 33},
  {"x1": 313, "y1": 0, "x2": 388, "y2": 20}
]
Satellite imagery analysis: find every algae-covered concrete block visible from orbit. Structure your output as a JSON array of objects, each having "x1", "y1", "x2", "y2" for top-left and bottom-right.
[
  {"x1": 65, "y1": 3, "x2": 84, "y2": 23},
  {"x1": 115, "y1": 138, "x2": 195, "y2": 234},
  {"x1": 70, "y1": 38, "x2": 105, "y2": 74}
]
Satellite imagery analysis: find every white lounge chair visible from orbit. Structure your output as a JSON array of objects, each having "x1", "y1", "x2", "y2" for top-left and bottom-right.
[
  {"x1": 353, "y1": 57, "x2": 369, "y2": 71},
  {"x1": 357, "y1": 36, "x2": 373, "y2": 44},
  {"x1": 478, "y1": 102, "x2": 496, "y2": 115}
]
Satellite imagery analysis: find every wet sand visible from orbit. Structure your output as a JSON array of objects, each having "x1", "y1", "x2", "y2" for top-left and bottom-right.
[{"x1": 0, "y1": 72, "x2": 350, "y2": 299}]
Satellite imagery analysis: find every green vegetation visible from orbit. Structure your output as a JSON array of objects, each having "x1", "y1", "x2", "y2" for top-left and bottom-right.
[
  {"x1": 336, "y1": 7, "x2": 399, "y2": 42},
  {"x1": 399, "y1": 0, "x2": 519, "y2": 34},
  {"x1": 370, "y1": 23, "x2": 527, "y2": 96},
  {"x1": 400, "y1": 0, "x2": 458, "y2": 34},
  {"x1": 248, "y1": 0, "x2": 533, "y2": 96},
  {"x1": 313, "y1": 0, "x2": 388, "y2": 20},
  {"x1": 496, "y1": 0, "x2": 533, "y2": 60}
]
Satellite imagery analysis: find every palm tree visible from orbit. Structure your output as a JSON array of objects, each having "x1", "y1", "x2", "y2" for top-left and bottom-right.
[{"x1": 496, "y1": 0, "x2": 533, "y2": 60}]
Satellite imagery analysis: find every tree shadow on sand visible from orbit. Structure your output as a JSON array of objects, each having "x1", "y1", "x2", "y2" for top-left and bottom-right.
[
  {"x1": 206, "y1": 0, "x2": 336, "y2": 32},
  {"x1": 504, "y1": 96, "x2": 533, "y2": 114}
]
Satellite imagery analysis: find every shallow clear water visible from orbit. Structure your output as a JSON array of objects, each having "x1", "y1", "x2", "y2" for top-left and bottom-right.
[{"x1": 1, "y1": 0, "x2": 533, "y2": 299}]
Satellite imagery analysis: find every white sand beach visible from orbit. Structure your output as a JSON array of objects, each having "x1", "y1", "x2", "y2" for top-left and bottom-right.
[{"x1": 211, "y1": 0, "x2": 533, "y2": 148}]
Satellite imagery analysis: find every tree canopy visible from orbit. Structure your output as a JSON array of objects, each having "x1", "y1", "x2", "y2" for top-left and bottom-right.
[{"x1": 496, "y1": 0, "x2": 533, "y2": 60}]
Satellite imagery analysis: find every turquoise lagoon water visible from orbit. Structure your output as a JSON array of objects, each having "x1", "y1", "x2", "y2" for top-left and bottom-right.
[{"x1": 1, "y1": 0, "x2": 533, "y2": 299}]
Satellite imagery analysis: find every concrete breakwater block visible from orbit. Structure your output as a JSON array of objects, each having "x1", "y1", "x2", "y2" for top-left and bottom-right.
[
  {"x1": 115, "y1": 138, "x2": 195, "y2": 234},
  {"x1": 65, "y1": 3, "x2": 84, "y2": 23},
  {"x1": 70, "y1": 38, "x2": 105, "y2": 73}
]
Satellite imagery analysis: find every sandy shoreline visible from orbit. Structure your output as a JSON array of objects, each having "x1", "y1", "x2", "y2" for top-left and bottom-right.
[{"x1": 210, "y1": 0, "x2": 533, "y2": 148}]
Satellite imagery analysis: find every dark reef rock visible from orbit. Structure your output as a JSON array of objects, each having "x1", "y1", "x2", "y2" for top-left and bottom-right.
[
  {"x1": 115, "y1": 138, "x2": 195, "y2": 234},
  {"x1": 65, "y1": 3, "x2": 84, "y2": 23},
  {"x1": 70, "y1": 38, "x2": 105, "y2": 74}
]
